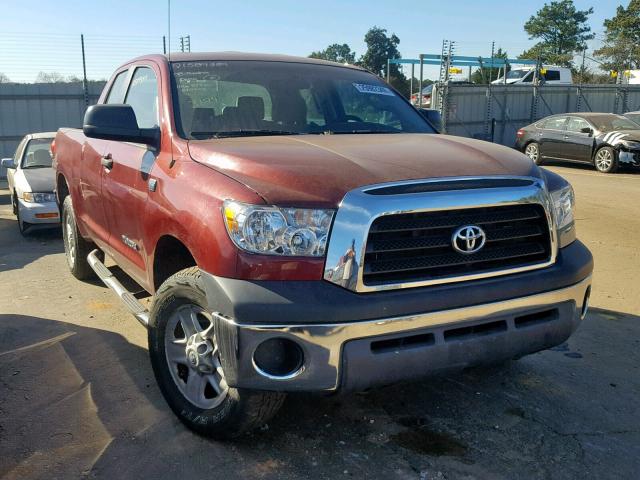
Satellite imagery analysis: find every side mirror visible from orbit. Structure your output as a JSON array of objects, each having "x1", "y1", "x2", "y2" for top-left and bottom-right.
[
  {"x1": 83, "y1": 104, "x2": 159, "y2": 147},
  {"x1": 580, "y1": 127, "x2": 593, "y2": 136},
  {"x1": 1, "y1": 158, "x2": 15, "y2": 169},
  {"x1": 418, "y1": 108, "x2": 442, "y2": 133}
]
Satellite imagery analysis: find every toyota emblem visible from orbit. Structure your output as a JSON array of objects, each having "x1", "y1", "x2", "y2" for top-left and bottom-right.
[{"x1": 452, "y1": 225, "x2": 486, "y2": 254}]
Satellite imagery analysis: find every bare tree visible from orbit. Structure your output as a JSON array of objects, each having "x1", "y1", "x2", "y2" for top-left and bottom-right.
[{"x1": 35, "y1": 71, "x2": 66, "y2": 83}]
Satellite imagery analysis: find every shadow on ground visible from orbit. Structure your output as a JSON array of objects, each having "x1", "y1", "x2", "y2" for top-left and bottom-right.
[
  {"x1": 1, "y1": 308, "x2": 638, "y2": 479},
  {"x1": 0, "y1": 214, "x2": 62, "y2": 273}
]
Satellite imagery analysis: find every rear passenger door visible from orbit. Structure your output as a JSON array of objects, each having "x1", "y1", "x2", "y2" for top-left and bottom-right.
[
  {"x1": 539, "y1": 116, "x2": 568, "y2": 158},
  {"x1": 79, "y1": 68, "x2": 130, "y2": 247},
  {"x1": 563, "y1": 117, "x2": 595, "y2": 161},
  {"x1": 101, "y1": 64, "x2": 160, "y2": 286}
]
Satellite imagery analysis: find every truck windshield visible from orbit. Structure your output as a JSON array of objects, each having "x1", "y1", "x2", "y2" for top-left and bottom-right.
[
  {"x1": 170, "y1": 60, "x2": 435, "y2": 139},
  {"x1": 21, "y1": 138, "x2": 53, "y2": 169},
  {"x1": 506, "y1": 69, "x2": 531, "y2": 80}
]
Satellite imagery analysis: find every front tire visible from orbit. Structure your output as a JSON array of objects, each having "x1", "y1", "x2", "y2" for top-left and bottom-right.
[
  {"x1": 148, "y1": 267, "x2": 285, "y2": 439},
  {"x1": 16, "y1": 203, "x2": 30, "y2": 236},
  {"x1": 524, "y1": 142, "x2": 543, "y2": 165},
  {"x1": 62, "y1": 196, "x2": 96, "y2": 280},
  {"x1": 594, "y1": 146, "x2": 618, "y2": 173}
]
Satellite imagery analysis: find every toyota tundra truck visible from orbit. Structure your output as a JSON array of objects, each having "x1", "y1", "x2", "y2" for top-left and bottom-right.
[{"x1": 53, "y1": 53, "x2": 593, "y2": 439}]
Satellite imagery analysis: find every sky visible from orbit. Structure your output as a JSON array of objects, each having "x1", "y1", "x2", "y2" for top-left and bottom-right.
[{"x1": 0, "y1": 0, "x2": 624, "y2": 83}]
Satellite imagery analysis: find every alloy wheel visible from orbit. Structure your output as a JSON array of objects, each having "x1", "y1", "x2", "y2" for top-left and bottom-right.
[
  {"x1": 164, "y1": 304, "x2": 228, "y2": 409},
  {"x1": 63, "y1": 214, "x2": 76, "y2": 268},
  {"x1": 525, "y1": 143, "x2": 539, "y2": 163},
  {"x1": 595, "y1": 149, "x2": 613, "y2": 171}
]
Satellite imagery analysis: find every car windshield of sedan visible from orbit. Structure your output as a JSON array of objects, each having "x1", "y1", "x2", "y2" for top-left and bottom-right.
[
  {"x1": 21, "y1": 138, "x2": 53, "y2": 169},
  {"x1": 170, "y1": 60, "x2": 435, "y2": 139},
  {"x1": 590, "y1": 115, "x2": 640, "y2": 133},
  {"x1": 625, "y1": 113, "x2": 640, "y2": 126}
]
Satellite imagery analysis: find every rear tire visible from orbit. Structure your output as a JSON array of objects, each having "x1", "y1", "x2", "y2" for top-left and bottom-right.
[
  {"x1": 62, "y1": 196, "x2": 96, "y2": 280},
  {"x1": 594, "y1": 146, "x2": 618, "y2": 173},
  {"x1": 524, "y1": 142, "x2": 543, "y2": 165},
  {"x1": 148, "y1": 267, "x2": 285, "y2": 439}
]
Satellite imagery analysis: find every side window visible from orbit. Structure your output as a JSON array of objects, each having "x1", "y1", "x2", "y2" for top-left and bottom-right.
[
  {"x1": 522, "y1": 71, "x2": 534, "y2": 83},
  {"x1": 105, "y1": 70, "x2": 129, "y2": 104},
  {"x1": 544, "y1": 116, "x2": 567, "y2": 130},
  {"x1": 544, "y1": 70, "x2": 561, "y2": 81},
  {"x1": 567, "y1": 117, "x2": 590, "y2": 133},
  {"x1": 125, "y1": 67, "x2": 159, "y2": 129}
]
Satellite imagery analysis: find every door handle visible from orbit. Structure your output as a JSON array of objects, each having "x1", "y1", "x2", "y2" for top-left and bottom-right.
[
  {"x1": 101, "y1": 153, "x2": 113, "y2": 169},
  {"x1": 563, "y1": 135, "x2": 569, "y2": 139}
]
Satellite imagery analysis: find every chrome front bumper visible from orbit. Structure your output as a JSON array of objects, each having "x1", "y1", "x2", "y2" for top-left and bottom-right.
[{"x1": 213, "y1": 275, "x2": 591, "y2": 392}]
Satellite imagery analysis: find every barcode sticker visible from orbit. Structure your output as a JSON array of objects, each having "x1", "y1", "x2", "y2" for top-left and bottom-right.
[{"x1": 352, "y1": 83, "x2": 394, "y2": 96}]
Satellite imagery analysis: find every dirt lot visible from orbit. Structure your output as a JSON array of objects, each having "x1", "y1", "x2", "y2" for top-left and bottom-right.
[{"x1": 1, "y1": 165, "x2": 639, "y2": 480}]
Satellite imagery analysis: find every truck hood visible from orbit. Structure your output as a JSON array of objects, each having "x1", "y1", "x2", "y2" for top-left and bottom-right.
[{"x1": 188, "y1": 133, "x2": 539, "y2": 206}]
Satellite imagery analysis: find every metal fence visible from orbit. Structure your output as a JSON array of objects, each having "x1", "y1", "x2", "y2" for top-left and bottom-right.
[
  {"x1": 0, "y1": 81, "x2": 105, "y2": 176},
  {"x1": 438, "y1": 84, "x2": 640, "y2": 146}
]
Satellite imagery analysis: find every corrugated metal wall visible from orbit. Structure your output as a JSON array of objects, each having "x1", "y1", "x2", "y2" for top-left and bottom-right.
[
  {"x1": 441, "y1": 84, "x2": 640, "y2": 147},
  {"x1": 0, "y1": 82, "x2": 105, "y2": 177}
]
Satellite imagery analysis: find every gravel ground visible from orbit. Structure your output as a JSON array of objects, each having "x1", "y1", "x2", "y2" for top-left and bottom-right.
[{"x1": 0, "y1": 165, "x2": 639, "y2": 480}]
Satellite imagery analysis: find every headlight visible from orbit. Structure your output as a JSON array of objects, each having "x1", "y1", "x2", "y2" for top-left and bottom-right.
[
  {"x1": 621, "y1": 139, "x2": 640, "y2": 149},
  {"x1": 223, "y1": 200, "x2": 335, "y2": 257},
  {"x1": 550, "y1": 184, "x2": 575, "y2": 248},
  {"x1": 22, "y1": 192, "x2": 56, "y2": 203}
]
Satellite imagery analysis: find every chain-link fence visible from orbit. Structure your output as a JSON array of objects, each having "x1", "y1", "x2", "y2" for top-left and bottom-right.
[{"x1": 0, "y1": 32, "x2": 192, "y2": 167}]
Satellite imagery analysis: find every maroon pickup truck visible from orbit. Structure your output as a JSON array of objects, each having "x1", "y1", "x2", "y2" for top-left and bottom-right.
[{"x1": 54, "y1": 53, "x2": 593, "y2": 438}]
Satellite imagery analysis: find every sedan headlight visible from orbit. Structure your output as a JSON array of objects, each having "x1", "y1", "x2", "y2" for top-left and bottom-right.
[
  {"x1": 223, "y1": 200, "x2": 335, "y2": 257},
  {"x1": 621, "y1": 139, "x2": 640, "y2": 150},
  {"x1": 550, "y1": 184, "x2": 576, "y2": 247},
  {"x1": 22, "y1": 192, "x2": 57, "y2": 203}
]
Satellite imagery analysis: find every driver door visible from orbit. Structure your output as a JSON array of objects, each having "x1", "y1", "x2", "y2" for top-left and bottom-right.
[{"x1": 101, "y1": 64, "x2": 160, "y2": 286}]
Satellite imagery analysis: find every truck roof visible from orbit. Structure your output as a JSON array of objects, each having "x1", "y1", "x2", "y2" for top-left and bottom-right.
[{"x1": 126, "y1": 52, "x2": 366, "y2": 71}]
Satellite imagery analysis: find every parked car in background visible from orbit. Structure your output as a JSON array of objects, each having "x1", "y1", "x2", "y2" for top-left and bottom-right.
[
  {"x1": 54, "y1": 53, "x2": 592, "y2": 439},
  {"x1": 516, "y1": 113, "x2": 640, "y2": 173},
  {"x1": 492, "y1": 66, "x2": 572, "y2": 85},
  {"x1": 410, "y1": 81, "x2": 473, "y2": 107},
  {"x1": 1, "y1": 132, "x2": 59, "y2": 234}
]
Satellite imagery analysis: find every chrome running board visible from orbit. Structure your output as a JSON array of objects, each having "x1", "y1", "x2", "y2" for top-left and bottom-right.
[{"x1": 87, "y1": 249, "x2": 149, "y2": 328}]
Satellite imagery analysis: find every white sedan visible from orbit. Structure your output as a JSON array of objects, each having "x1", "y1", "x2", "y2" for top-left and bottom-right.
[{"x1": 1, "y1": 132, "x2": 59, "y2": 235}]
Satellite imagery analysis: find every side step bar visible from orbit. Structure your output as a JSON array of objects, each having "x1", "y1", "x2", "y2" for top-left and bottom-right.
[{"x1": 87, "y1": 250, "x2": 149, "y2": 328}]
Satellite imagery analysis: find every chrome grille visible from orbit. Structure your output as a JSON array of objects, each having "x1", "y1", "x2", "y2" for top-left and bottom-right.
[{"x1": 363, "y1": 204, "x2": 551, "y2": 286}]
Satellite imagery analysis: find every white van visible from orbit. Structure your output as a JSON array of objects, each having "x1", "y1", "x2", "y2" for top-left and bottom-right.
[{"x1": 492, "y1": 66, "x2": 572, "y2": 85}]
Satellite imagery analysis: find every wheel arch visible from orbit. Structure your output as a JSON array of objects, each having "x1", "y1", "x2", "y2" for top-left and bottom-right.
[{"x1": 151, "y1": 234, "x2": 198, "y2": 291}]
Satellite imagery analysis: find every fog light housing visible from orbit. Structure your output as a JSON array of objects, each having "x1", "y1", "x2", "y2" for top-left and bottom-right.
[{"x1": 253, "y1": 337, "x2": 304, "y2": 379}]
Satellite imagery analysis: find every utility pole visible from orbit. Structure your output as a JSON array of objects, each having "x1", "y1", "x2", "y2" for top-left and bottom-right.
[
  {"x1": 81, "y1": 34, "x2": 89, "y2": 107},
  {"x1": 180, "y1": 35, "x2": 191, "y2": 52},
  {"x1": 163, "y1": 36, "x2": 166, "y2": 54}
]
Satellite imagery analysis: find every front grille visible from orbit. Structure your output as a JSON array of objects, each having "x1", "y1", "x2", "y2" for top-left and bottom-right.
[{"x1": 363, "y1": 204, "x2": 551, "y2": 286}]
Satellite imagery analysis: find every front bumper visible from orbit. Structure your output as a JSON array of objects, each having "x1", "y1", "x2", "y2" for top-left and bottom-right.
[
  {"x1": 204, "y1": 241, "x2": 593, "y2": 393},
  {"x1": 18, "y1": 199, "x2": 60, "y2": 224}
]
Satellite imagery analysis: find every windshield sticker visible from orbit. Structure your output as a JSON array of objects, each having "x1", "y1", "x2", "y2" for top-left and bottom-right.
[{"x1": 352, "y1": 83, "x2": 394, "y2": 96}]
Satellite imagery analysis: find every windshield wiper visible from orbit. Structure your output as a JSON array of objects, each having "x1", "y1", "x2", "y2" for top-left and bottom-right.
[
  {"x1": 191, "y1": 130, "x2": 303, "y2": 139},
  {"x1": 23, "y1": 164, "x2": 52, "y2": 169}
]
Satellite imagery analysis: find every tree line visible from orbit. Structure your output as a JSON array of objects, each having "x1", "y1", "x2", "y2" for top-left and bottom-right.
[{"x1": 309, "y1": 0, "x2": 640, "y2": 89}]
